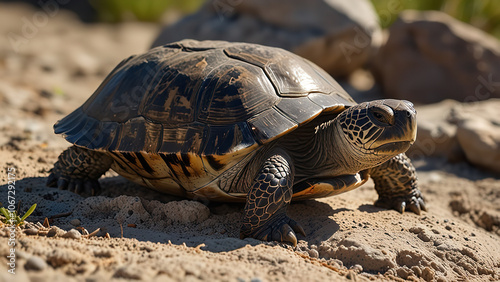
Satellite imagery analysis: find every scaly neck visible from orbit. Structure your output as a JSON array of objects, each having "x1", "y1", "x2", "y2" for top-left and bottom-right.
[{"x1": 312, "y1": 118, "x2": 371, "y2": 176}]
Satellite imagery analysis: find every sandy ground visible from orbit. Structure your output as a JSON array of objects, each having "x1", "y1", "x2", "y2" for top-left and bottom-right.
[{"x1": 0, "y1": 3, "x2": 499, "y2": 282}]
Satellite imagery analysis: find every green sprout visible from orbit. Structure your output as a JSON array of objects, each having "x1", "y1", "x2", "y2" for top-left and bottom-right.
[{"x1": 0, "y1": 204, "x2": 37, "y2": 226}]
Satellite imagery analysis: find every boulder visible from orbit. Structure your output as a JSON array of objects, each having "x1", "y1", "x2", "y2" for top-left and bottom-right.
[
  {"x1": 407, "y1": 100, "x2": 462, "y2": 161},
  {"x1": 372, "y1": 11, "x2": 500, "y2": 104},
  {"x1": 151, "y1": 0, "x2": 382, "y2": 77},
  {"x1": 451, "y1": 99, "x2": 500, "y2": 174},
  {"x1": 408, "y1": 99, "x2": 500, "y2": 175}
]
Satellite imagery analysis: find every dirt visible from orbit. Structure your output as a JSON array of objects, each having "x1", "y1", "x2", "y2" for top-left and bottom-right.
[{"x1": 0, "y1": 3, "x2": 499, "y2": 282}]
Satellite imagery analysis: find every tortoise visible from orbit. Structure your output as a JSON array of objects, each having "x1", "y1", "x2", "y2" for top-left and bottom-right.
[{"x1": 47, "y1": 39, "x2": 426, "y2": 246}]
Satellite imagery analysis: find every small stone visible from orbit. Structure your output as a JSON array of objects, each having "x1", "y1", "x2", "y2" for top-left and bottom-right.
[
  {"x1": 24, "y1": 228, "x2": 39, "y2": 235},
  {"x1": 346, "y1": 270, "x2": 357, "y2": 280},
  {"x1": 445, "y1": 225, "x2": 452, "y2": 231},
  {"x1": 25, "y1": 256, "x2": 48, "y2": 271},
  {"x1": 409, "y1": 226, "x2": 423, "y2": 234},
  {"x1": 308, "y1": 249, "x2": 319, "y2": 258},
  {"x1": 421, "y1": 267, "x2": 435, "y2": 281},
  {"x1": 62, "y1": 229, "x2": 82, "y2": 239},
  {"x1": 37, "y1": 157, "x2": 47, "y2": 163},
  {"x1": 113, "y1": 265, "x2": 143, "y2": 280},
  {"x1": 350, "y1": 264, "x2": 363, "y2": 273},
  {"x1": 47, "y1": 226, "x2": 65, "y2": 237},
  {"x1": 418, "y1": 232, "x2": 432, "y2": 242},
  {"x1": 70, "y1": 219, "x2": 81, "y2": 226}
]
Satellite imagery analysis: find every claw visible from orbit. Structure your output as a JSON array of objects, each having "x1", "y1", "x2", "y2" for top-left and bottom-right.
[
  {"x1": 74, "y1": 179, "x2": 84, "y2": 195},
  {"x1": 284, "y1": 230, "x2": 298, "y2": 247},
  {"x1": 84, "y1": 180, "x2": 101, "y2": 196},
  {"x1": 67, "y1": 181, "x2": 76, "y2": 193},
  {"x1": 397, "y1": 201, "x2": 406, "y2": 214},
  {"x1": 408, "y1": 199, "x2": 421, "y2": 215},
  {"x1": 57, "y1": 178, "x2": 68, "y2": 190},
  {"x1": 46, "y1": 173, "x2": 57, "y2": 187},
  {"x1": 289, "y1": 219, "x2": 306, "y2": 237},
  {"x1": 273, "y1": 224, "x2": 297, "y2": 247},
  {"x1": 418, "y1": 198, "x2": 427, "y2": 211}
]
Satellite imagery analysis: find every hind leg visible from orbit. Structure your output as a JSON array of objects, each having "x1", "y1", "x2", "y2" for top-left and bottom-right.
[{"x1": 46, "y1": 146, "x2": 113, "y2": 196}]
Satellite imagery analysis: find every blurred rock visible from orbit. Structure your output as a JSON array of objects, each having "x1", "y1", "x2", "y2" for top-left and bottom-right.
[
  {"x1": 451, "y1": 99, "x2": 500, "y2": 174},
  {"x1": 372, "y1": 10, "x2": 500, "y2": 104},
  {"x1": 407, "y1": 100, "x2": 462, "y2": 161},
  {"x1": 409, "y1": 99, "x2": 500, "y2": 175},
  {"x1": 151, "y1": 0, "x2": 382, "y2": 77},
  {"x1": 25, "y1": 256, "x2": 48, "y2": 271}
]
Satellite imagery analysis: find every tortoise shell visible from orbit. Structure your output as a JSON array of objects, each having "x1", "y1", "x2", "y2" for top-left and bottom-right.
[{"x1": 55, "y1": 40, "x2": 358, "y2": 199}]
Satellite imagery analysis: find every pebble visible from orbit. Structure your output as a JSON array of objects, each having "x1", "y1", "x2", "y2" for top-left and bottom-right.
[
  {"x1": 308, "y1": 249, "x2": 319, "y2": 258},
  {"x1": 346, "y1": 270, "x2": 357, "y2": 280},
  {"x1": 62, "y1": 229, "x2": 82, "y2": 239},
  {"x1": 25, "y1": 256, "x2": 48, "y2": 271},
  {"x1": 70, "y1": 219, "x2": 81, "y2": 226},
  {"x1": 24, "y1": 228, "x2": 39, "y2": 235},
  {"x1": 47, "y1": 226, "x2": 65, "y2": 237},
  {"x1": 350, "y1": 264, "x2": 363, "y2": 273}
]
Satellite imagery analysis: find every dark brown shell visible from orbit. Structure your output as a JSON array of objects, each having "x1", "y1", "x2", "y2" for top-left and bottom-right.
[{"x1": 55, "y1": 40, "x2": 355, "y2": 156}]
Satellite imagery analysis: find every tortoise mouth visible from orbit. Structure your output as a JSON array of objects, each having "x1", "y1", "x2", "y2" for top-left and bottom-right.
[{"x1": 372, "y1": 140, "x2": 413, "y2": 155}]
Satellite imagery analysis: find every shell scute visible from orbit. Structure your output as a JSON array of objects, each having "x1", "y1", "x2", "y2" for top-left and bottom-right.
[{"x1": 55, "y1": 40, "x2": 355, "y2": 156}]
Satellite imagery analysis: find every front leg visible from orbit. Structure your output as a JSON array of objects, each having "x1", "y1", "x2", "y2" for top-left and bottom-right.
[
  {"x1": 369, "y1": 153, "x2": 426, "y2": 215},
  {"x1": 240, "y1": 151, "x2": 306, "y2": 246}
]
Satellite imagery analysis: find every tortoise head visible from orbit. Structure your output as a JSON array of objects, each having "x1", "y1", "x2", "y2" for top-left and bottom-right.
[{"x1": 335, "y1": 99, "x2": 417, "y2": 168}]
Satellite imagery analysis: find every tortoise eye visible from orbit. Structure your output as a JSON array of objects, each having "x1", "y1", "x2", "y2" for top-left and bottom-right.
[
  {"x1": 370, "y1": 106, "x2": 394, "y2": 126},
  {"x1": 373, "y1": 112, "x2": 384, "y2": 120}
]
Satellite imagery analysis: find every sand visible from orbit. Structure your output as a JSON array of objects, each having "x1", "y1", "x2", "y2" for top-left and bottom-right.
[{"x1": 0, "y1": 3, "x2": 499, "y2": 282}]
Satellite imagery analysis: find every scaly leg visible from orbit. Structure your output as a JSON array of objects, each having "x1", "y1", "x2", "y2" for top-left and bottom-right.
[
  {"x1": 369, "y1": 153, "x2": 426, "y2": 215},
  {"x1": 240, "y1": 152, "x2": 306, "y2": 246},
  {"x1": 46, "y1": 146, "x2": 113, "y2": 196}
]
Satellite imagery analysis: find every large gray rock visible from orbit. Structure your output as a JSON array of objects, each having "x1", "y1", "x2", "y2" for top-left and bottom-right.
[
  {"x1": 372, "y1": 11, "x2": 500, "y2": 104},
  {"x1": 151, "y1": 0, "x2": 382, "y2": 77}
]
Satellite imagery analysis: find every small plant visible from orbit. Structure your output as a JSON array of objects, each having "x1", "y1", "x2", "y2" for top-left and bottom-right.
[{"x1": 0, "y1": 204, "x2": 37, "y2": 226}]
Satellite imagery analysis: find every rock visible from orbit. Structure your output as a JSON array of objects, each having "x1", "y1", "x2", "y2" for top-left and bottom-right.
[
  {"x1": 451, "y1": 99, "x2": 500, "y2": 174},
  {"x1": 70, "y1": 219, "x2": 81, "y2": 226},
  {"x1": 47, "y1": 226, "x2": 66, "y2": 237},
  {"x1": 23, "y1": 228, "x2": 39, "y2": 236},
  {"x1": 407, "y1": 100, "x2": 463, "y2": 160},
  {"x1": 25, "y1": 256, "x2": 48, "y2": 271},
  {"x1": 62, "y1": 229, "x2": 82, "y2": 239},
  {"x1": 372, "y1": 11, "x2": 500, "y2": 104},
  {"x1": 308, "y1": 249, "x2": 319, "y2": 258},
  {"x1": 151, "y1": 0, "x2": 382, "y2": 77},
  {"x1": 408, "y1": 98, "x2": 500, "y2": 173}
]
